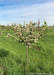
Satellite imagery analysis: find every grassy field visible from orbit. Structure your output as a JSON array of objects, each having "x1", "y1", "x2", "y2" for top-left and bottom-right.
[{"x1": 0, "y1": 26, "x2": 54, "y2": 75}]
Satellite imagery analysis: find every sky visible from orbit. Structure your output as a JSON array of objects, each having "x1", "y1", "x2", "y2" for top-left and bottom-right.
[{"x1": 0, "y1": 0, "x2": 54, "y2": 25}]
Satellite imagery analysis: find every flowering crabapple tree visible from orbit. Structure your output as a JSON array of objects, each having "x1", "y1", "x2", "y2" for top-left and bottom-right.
[{"x1": 7, "y1": 21, "x2": 47, "y2": 75}]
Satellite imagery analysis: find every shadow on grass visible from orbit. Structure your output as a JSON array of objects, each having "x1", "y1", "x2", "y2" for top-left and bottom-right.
[{"x1": 0, "y1": 49, "x2": 9, "y2": 58}]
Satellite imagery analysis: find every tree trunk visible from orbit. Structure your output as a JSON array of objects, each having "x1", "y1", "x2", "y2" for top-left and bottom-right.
[{"x1": 26, "y1": 47, "x2": 28, "y2": 75}]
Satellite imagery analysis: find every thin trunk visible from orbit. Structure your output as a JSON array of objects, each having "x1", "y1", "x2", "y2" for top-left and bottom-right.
[{"x1": 26, "y1": 47, "x2": 28, "y2": 75}]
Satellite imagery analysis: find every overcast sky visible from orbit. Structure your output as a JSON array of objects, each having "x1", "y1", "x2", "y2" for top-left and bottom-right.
[{"x1": 0, "y1": 0, "x2": 54, "y2": 25}]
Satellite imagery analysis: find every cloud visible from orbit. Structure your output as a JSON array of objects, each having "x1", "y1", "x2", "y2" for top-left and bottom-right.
[{"x1": 0, "y1": 1, "x2": 54, "y2": 25}]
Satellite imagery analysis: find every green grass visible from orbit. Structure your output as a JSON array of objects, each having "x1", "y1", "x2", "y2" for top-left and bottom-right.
[{"x1": 0, "y1": 26, "x2": 54, "y2": 75}]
